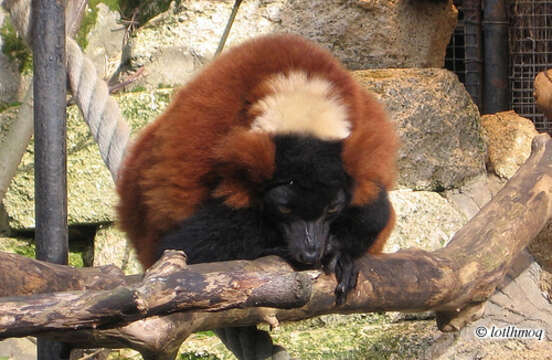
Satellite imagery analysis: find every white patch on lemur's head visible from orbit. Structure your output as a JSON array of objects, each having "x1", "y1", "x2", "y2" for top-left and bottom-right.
[{"x1": 250, "y1": 71, "x2": 350, "y2": 140}]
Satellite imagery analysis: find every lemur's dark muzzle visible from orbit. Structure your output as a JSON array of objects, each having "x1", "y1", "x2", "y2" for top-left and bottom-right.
[{"x1": 283, "y1": 219, "x2": 330, "y2": 266}]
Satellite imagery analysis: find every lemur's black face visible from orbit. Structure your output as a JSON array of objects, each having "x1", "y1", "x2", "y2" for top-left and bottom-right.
[
  {"x1": 263, "y1": 135, "x2": 351, "y2": 266},
  {"x1": 264, "y1": 184, "x2": 347, "y2": 265}
]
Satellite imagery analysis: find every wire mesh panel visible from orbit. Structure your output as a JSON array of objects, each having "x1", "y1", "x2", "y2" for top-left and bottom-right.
[
  {"x1": 509, "y1": 0, "x2": 552, "y2": 132},
  {"x1": 446, "y1": 18, "x2": 466, "y2": 82},
  {"x1": 445, "y1": 1, "x2": 484, "y2": 109},
  {"x1": 445, "y1": 6, "x2": 466, "y2": 83}
]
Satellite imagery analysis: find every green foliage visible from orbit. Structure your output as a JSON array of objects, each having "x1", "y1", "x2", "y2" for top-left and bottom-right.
[
  {"x1": 0, "y1": 20, "x2": 32, "y2": 73},
  {"x1": 194, "y1": 331, "x2": 217, "y2": 338},
  {"x1": 76, "y1": 0, "x2": 175, "y2": 49},
  {"x1": 68, "y1": 252, "x2": 84, "y2": 267},
  {"x1": 0, "y1": 101, "x2": 22, "y2": 113},
  {"x1": 268, "y1": 316, "x2": 436, "y2": 360},
  {"x1": 11, "y1": 239, "x2": 36, "y2": 258},
  {"x1": 120, "y1": 0, "x2": 174, "y2": 26},
  {"x1": 0, "y1": 236, "x2": 85, "y2": 267},
  {"x1": 181, "y1": 314, "x2": 437, "y2": 360},
  {"x1": 118, "y1": 89, "x2": 172, "y2": 131},
  {"x1": 99, "y1": 0, "x2": 121, "y2": 12},
  {"x1": 130, "y1": 85, "x2": 146, "y2": 93}
]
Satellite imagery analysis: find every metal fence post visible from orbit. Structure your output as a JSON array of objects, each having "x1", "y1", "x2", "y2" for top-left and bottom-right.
[
  {"x1": 32, "y1": 0, "x2": 69, "y2": 358},
  {"x1": 482, "y1": 0, "x2": 510, "y2": 114}
]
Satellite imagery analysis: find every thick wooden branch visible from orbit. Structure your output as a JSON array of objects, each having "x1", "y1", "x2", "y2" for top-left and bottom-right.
[
  {"x1": 0, "y1": 251, "x2": 311, "y2": 338},
  {"x1": 0, "y1": 251, "x2": 130, "y2": 298},
  {"x1": 0, "y1": 134, "x2": 551, "y2": 356}
]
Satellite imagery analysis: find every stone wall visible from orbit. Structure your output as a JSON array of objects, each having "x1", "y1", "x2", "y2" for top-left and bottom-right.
[{"x1": 126, "y1": 0, "x2": 457, "y2": 89}]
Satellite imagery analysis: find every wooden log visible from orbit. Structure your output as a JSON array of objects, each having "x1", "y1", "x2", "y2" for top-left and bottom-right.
[
  {"x1": 0, "y1": 134, "x2": 551, "y2": 357},
  {"x1": 0, "y1": 251, "x2": 130, "y2": 297},
  {"x1": 0, "y1": 251, "x2": 311, "y2": 338}
]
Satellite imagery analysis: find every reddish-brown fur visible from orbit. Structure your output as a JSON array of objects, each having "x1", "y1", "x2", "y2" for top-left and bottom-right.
[{"x1": 116, "y1": 34, "x2": 398, "y2": 268}]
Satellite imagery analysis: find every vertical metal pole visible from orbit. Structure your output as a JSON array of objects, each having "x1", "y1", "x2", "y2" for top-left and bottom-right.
[
  {"x1": 482, "y1": 0, "x2": 510, "y2": 114},
  {"x1": 32, "y1": 0, "x2": 69, "y2": 359},
  {"x1": 463, "y1": 0, "x2": 483, "y2": 109}
]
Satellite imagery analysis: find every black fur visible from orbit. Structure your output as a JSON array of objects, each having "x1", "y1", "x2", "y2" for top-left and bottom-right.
[
  {"x1": 158, "y1": 134, "x2": 391, "y2": 304},
  {"x1": 157, "y1": 200, "x2": 283, "y2": 264},
  {"x1": 330, "y1": 187, "x2": 391, "y2": 255}
]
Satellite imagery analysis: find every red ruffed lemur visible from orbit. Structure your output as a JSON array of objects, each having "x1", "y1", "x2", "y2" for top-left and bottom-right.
[{"x1": 117, "y1": 34, "x2": 398, "y2": 304}]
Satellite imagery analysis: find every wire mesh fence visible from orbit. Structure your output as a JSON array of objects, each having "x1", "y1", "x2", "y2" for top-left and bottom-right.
[
  {"x1": 509, "y1": 0, "x2": 552, "y2": 132},
  {"x1": 445, "y1": 9, "x2": 466, "y2": 84},
  {"x1": 445, "y1": 0, "x2": 552, "y2": 132}
]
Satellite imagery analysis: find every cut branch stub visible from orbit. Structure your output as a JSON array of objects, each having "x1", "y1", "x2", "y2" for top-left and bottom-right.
[{"x1": 0, "y1": 252, "x2": 128, "y2": 297}]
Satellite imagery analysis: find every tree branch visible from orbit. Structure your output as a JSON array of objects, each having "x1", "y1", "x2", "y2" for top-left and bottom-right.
[{"x1": 0, "y1": 251, "x2": 312, "y2": 338}]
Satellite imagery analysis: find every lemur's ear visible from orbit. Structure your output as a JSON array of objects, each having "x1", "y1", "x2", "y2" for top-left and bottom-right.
[{"x1": 211, "y1": 128, "x2": 276, "y2": 208}]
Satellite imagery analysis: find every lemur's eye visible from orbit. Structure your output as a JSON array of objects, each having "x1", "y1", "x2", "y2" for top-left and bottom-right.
[{"x1": 278, "y1": 206, "x2": 292, "y2": 214}]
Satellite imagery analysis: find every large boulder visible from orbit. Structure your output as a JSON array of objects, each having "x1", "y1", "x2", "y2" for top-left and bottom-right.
[
  {"x1": 480, "y1": 110, "x2": 539, "y2": 179},
  {"x1": 84, "y1": 3, "x2": 125, "y2": 80},
  {"x1": 0, "y1": 337, "x2": 36, "y2": 360},
  {"x1": 354, "y1": 68, "x2": 487, "y2": 191},
  {"x1": 127, "y1": 0, "x2": 457, "y2": 89},
  {"x1": 94, "y1": 224, "x2": 142, "y2": 275},
  {"x1": 386, "y1": 189, "x2": 467, "y2": 253}
]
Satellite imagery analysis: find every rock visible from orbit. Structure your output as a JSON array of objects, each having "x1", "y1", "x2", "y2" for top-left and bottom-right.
[
  {"x1": 0, "y1": 10, "x2": 23, "y2": 106},
  {"x1": 534, "y1": 69, "x2": 552, "y2": 120},
  {"x1": 0, "y1": 337, "x2": 36, "y2": 360},
  {"x1": 354, "y1": 0, "x2": 457, "y2": 68},
  {"x1": 428, "y1": 335, "x2": 552, "y2": 360},
  {"x1": 127, "y1": 0, "x2": 457, "y2": 89},
  {"x1": 84, "y1": 3, "x2": 125, "y2": 80},
  {"x1": 385, "y1": 189, "x2": 467, "y2": 253},
  {"x1": 94, "y1": 224, "x2": 142, "y2": 275},
  {"x1": 444, "y1": 174, "x2": 494, "y2": 221},
  {"x1": 480, "y1": 110, "x2": 539, "y2": 179},
  {"x1": 0, "y1": 104, "x2": 17, "y2": 142},
  {"x1": 2, "y1": 89, "x2": 173, "y2": 230},
  {"x1": 354, "y1": 68, "x2": 487, "y2": 191},
  {"x1": 0, "y1": 236, "x2": 34, "y2": 256},
  {"x1": 0, "y1": 61, "x2": 20, "y2": 106}
]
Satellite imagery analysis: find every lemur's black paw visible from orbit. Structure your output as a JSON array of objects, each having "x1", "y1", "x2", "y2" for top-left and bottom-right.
[{"x1": 331, "y1": 253, "x2": 359, "y2": 305}]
